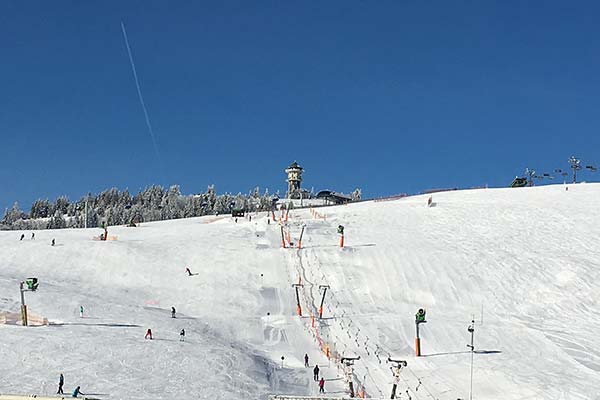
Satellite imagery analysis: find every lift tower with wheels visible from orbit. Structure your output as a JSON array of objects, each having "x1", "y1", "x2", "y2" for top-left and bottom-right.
[
  {"x1": 388, "y1": 357, "x2": 407, "y2": 399},
  {"x1": 341, "y1": 356, "x2": 361, "y2": 397}
]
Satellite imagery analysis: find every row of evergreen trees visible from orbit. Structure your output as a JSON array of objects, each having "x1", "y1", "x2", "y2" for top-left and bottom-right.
[{"x1": 0, "y1": 185, "x2": 277, "y2": 231}]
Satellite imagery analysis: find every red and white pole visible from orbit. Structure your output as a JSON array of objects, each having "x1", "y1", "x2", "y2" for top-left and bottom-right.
[{"x1": 280, "y1": 226, "x2": 286, "y2": 248}]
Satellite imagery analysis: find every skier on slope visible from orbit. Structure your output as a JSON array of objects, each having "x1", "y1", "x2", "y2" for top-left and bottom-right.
[
  {"x1": 180, "y1": 329, "x2": 185, "y2": 341},
  {"x1": 57, "y1": 373, "x2": 64, "y2": 394},
  {"x1": 186, "y1": 267, "x2": 193, "y2": 276},
  {"x1": 145, "y1": 328, "x2": 153, "y2": 340},
  {"x1": 319, "y1": 377, "x2": 325, "y2": 393},
  {"x1": 171, "y1": 307, "x2": 176, "y2": 318},
  {"x1": 72, "y1": 386, "x2": 84, "y2": 398},
  {"x1": 51, "y1": 238, "x2": 56, "y2": 246},
  {"x1": 304, "y1": 353, "x2": 309, "y2": 367},
  {"x1": 79, "y1": 305, "x2": 84, "y2": 318},
  {"x1": 313, "y1": 365, "x2": 319, "y2": 381},
  {"x1": 20, "y1": 234, "x2": 25, "y2": 241},
  {"x1": 31, "y1": 232, "x2": 35, "y2": 240}
]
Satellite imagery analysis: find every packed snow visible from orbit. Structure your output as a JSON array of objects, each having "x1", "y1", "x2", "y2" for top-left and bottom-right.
[{"x1": 1, "y1": 183, "x2": 599, "y2": 399}]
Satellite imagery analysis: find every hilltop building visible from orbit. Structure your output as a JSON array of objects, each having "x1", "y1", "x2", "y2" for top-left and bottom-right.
[
  {"x1": 284, "y1": 161, "x2": 361, "y2": 204},
  {"x1": 285, "y1": 161, "x2": 307, "y2": 199}
]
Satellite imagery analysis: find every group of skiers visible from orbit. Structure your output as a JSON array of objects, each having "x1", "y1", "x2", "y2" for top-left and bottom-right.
[
  {"x1": 144, "y1": 328, "x2": 185, "y2": 341},
  {"x1": 144, "y1": 306, "x2": 186, "y2": 342},
  {"x1": 305, "y1": 354, "x2": 326, "y2": 393},
  {"x1": 56, "y1": 373, "x2": 84, "y2": 398},
  {"x1": 19, "y1": 232, "x2": 55, "y2": 246}
]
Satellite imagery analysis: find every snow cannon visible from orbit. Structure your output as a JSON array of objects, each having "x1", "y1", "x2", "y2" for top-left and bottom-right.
[
  {"x1": 338, "y1": 225, "x2": 345, "y2": 248},
  {"x1": 25, "y1": 277, "x2": 39, "y2": 291},
  {"x1": 510, "y1": 177, "x2": 528, "y2": 188},
  {"x1": 415, "y1": 308, "x2": 426, "y2": 323},
  {"x1": 415, "y1": 309, "x2": 427, "y2": 356}
]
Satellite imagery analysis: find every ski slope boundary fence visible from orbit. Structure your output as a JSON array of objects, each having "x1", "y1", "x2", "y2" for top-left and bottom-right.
[
  {"x1": 0, "y1": 311, "x2": 48, "y2": 326},
  {"x1": 0, "y1": 395, "x2": 96, "y2": 400},
  {"x1": 268, "y1": 396, "x2": 356, "y2": 400},
  {"x1": 269, "y1": 396, "x2": 388, "y2": 400}
]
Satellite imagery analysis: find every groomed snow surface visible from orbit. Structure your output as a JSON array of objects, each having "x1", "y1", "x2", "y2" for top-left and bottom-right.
[{"x1": 1, "y1": 183, "x2": 599, "y2": 400}]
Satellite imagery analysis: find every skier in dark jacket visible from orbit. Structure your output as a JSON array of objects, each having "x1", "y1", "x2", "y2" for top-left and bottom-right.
[
  {"x1": 180, "y1": 328, "x2": 185, "y2": 341},
  {"x1": 313, "y1": 364, "x2": 320, "y2": 381},
  {"x1": 171, "y1": 307, "x2": 176, "y2": 318},
  {"x1": 57, "y1": 373, "x2": 64, "y2": 394},
  {"x1": 20, "y1": 234, "x2": 25, "y2": 241},
  {"x1": 304, "y1": 353, "x2": 309, "y2": 367},
  {"x1": 72, "y1": 386, "x2": 84, "y2": 397}
]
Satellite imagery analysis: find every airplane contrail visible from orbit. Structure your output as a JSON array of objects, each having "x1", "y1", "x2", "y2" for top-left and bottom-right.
[{"x1": 120, "y1": 21, "x2": 163, "y2": 170}]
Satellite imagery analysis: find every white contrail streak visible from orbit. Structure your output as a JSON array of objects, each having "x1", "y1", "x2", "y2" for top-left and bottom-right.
[{"x1": 120, "y1": 21, "x2": 163, "y2": 168}]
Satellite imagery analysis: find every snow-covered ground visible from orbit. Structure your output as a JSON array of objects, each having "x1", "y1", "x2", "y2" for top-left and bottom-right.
[{"x1": 1, "y1": 183, "x2": 599, "y2": 399}]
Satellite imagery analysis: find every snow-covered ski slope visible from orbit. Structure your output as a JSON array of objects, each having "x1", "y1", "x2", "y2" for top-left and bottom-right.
[{"x1": 1, "y1": 183, "x2": 599, "y2": 399}]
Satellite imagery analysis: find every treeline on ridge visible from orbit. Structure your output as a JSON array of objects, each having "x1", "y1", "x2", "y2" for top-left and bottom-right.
[{"x1": 0, "y1": 185, "x2": 276, "y2": 231}]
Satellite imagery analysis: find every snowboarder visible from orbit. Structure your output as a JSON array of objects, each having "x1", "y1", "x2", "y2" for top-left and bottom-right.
[
  {"x1": 79, "y1": 305, "x2": 84, "y2": 318},
  {"x1": 319, "y1": 377, "x2": 325, "y2": 393},
  {"x1": 171, "y1": 307, "x2": 176, "y2": 318},
  {"x1": 186, "y1": 267, "x2": 193, "y2": 276},
  {"x1": 51, "y1": 238, "x2": 55, "y2": 246},
  {"x1": 72, "y1": 386, "x2": 84, "y2": 398},
  {"x1": 57, "y1": 373, "x2": 64, "y2": 394},
  {"x1": 145, "y1": 328, "x2": 153, "y2": 340},
  {"x1": 31, "y1": 232, "x2": 35, "y2": 240},
  {"x1": 313, "y1": 364, "x2": 320, "y2": 381},
  {"x1": 304, "y1": 353, "x2": 309, "y2": 367},
  {"x1": 20, "y1": 234, "x2": 25, "y2": 241},
  {"x1": 180, "y1": 328, "x2": 185, "y2": 341}
]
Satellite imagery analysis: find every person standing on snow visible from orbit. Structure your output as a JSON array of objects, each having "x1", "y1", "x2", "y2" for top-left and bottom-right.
[
  {"x1": 31, "y1": 232, "x2": 35, "y2": 240},
  {"x1": 79, "y1": 305, "x2": 84, "y2": 318},
  {"x1": 51, "y1": 238, "x2": 55, "y2": 246},
  {"x1": 313, "y1": 364, "x2": 320, "y2": 381},
  {"x1": 171, "y1": 307, "x2": 176, "y2": 318},
  {"x1": 304, "y1": 353, "x2": 309, "y2": 367},
  {"x1": 20, "y1": 234, "x2": 25, "y2": 241},
  {"x1": 145, "y1": 328, "x2": 153, "y2": 340},
  {"x1": 319, "y1": 377, "x2": 325, "y2": 393},
  {"x1": 180, "y1": 329, "x2": 185, "y2": 341},
  {"x1": 186, "y1": 267, "x2": 193, "y2": 276},
  {"x1": 57, "y1": 373, "x2": 64, "y2": 394}
]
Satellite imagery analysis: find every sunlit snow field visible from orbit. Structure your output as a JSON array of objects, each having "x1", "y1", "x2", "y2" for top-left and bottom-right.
[{"x1": 1, "y1": 183, "x2": 599, "y2": 399}]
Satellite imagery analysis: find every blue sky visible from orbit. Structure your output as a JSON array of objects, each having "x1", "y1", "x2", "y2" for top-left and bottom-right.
[{"x1": 1, "y1": 1, "x2": 599, "y2": 213}]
